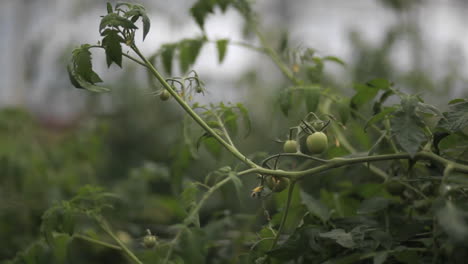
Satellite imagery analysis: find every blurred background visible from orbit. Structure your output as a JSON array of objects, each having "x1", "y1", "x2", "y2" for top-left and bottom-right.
[{"x1": 1, "y1": 0, "x2": 468, "y2": 262}]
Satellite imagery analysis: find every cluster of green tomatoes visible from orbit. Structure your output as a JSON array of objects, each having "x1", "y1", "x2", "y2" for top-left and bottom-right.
[{"x1": 253, "y1": 116, "x2": 330, "y2": 196}]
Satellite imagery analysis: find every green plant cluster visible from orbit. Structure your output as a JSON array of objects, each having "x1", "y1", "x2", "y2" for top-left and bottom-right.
[{"x1": 4, "y1": 1, "x2": 468, "y2": 264}]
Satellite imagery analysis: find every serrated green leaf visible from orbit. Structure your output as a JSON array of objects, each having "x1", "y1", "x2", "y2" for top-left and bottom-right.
[
  {"x1": 216, "y1": 39, "x2": 228, "y2": 63},
  {"x1": 437, "y1": 102, "x2": 468, "y2": 132},
  {"x1": 449, "y1": 98, "x2": 466, "y2": 105},
  {"x1": 364, "y1": 106, "x2": 397, "y2": 131},
  {"x1": 223, "y1": 108, "x2": 238, "y2": 135},
  {"x1": 236, "y1": 103, "x2": 251, "y2": 137},
  {"x1": 203, "y1": 137, "x2": 222, "y2": 159},
  {"x1": 366, "y1": 78, "x2": 391, "y2": 90},
  {"x1": 179, "y1": 38, "x2": 204, "y2": 73},
  {"x1": 391, "y1": 109, "x2": 426, "y2": 156},
  {"x1": 141, "y1": 14, "x2": 151, "y2": 40},
  {"x1": 304, "y1": 88, "x2": 320, "y2": 113},
  {"x1": 350, "y1": 83, "x2": 380, "y2": 109},
  {"x1": 106, "y1": 2, "x2": 113, "y2": 14},
  {"x1": 102, "y1": 29, "x2": 124, "y2": 67},
  {"x1": 279, "y1": 88, "x2": 292, "y2": 117},
  {"x1": 161, "y1": 44, "x2": 176, "y2": 75},
  {"x1": 67, "y1": 64, "x2": 110, "y2": 93},
  {"x1": 217, "y1": 0, "x2": 231, "y2": 12},
  {"x1": 417, "y1": 102, "x2": 442, "y2": 117},
  {"x1": 99, "y1": 13, "x2": 137, "y2": 32},
  {"x1": 72, "y1": 45, "x2": 93, "y2": 83},
  {"x1": 323, "y1": 56, "x2": 346, "y2": 66},
  {"x1": 190, "y1": 0, "x2": 215, "y2": 29},
  {"x1": 300, "y1": 191, "x2": 331, "y2": 223},
  {"x1": 319, "y1": 229, "x2": 355, "y2": 248},
  {"x1": 67, "y1": 64, "x2": 83, "y2": 88},
  {"x1": 124, "y1": 5, "x2": 150, "y2": 40},
  {"x1": 357, "y1": 197, "x2": 390, "y2": 214}
]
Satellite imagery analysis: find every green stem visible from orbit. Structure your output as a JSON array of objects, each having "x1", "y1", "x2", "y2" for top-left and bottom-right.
[
  {"x1": 247, "y1": 151, "x2": 468, "y2": 180},
  {"x1": 269, "y1": 180, "x2": 296, "y2": 250},
  {"x1": 131, "y1": 45, "x2": 258, "y2": 169},
  {"x1": 215, "y1": 113, "x2": 235, "y2": 146},
  {"x1": 73, "y1": 234, "x2": 122, "y2": 251},
  {"x1": 95, "y1": 217, "x2": 143, "y2": 264}
]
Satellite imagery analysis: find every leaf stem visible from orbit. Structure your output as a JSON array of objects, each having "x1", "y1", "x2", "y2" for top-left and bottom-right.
[
  {"x1": 269, "y1": 180, "x2": 296, "y2": 250},
  {"x1": 95, "y1": 217, "x2": 143, "y2": 264}
]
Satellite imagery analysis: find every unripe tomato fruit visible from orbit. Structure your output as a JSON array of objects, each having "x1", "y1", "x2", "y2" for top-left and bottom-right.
[
  {"x1": 283, "y1": 140, "x2": 298, "y2": 153},
  {"x1": 265, "y1": 176, "x2": 289, "y2": 192},
  {"x1": 306, "y1": 132, "x2": 328, "y2": 154},
  {"x1": 160, "y1": 90, "x2": 171, "y2": 101},
  {"x1": 385, "y1": 181, "x2": 405, "y2": 195},
  {"x1": 143, "y1": 234, "x2": 157, "y2": 249}
]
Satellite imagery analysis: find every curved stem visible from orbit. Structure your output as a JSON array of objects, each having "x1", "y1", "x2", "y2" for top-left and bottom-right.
[
  {"x1": 215, "y1": 113, "x2": 235, "y2": 146},
  {"x1": 240, "y1": 152, "x2": 468, "y2": 180},
  {"x1": 131, "y1": 45, "x2": 258, "y2": 169},
  {"x1": 73, "y1": 234, "x2": 122, "y2": 251},
  {"x1": 269, "y1": 180, "x2": 296, "y2": 250},
  {"x1": 261, "y1": 153, "x2": 328, "y2": 168},
  {"x1": 95, "y1": 217, "x2": 143, "y2": 264}
]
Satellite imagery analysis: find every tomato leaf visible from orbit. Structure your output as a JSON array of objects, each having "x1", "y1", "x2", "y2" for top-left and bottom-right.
[
  {"x1": 300, "y1": 191, "x2": 331, "y2": 223},
  {"x1": 216, "y1": 39, "x2": 229, "y2": 64},
  {"x1": 437, "y1": 102, "x2": 468, "y2": 132},
  {"x1": 190, "y1": 0, "x2": 215, "y2": 29},
  {"x1": 391, "y1": 97, "x2": 427, "y2": 156},
  {"x1": 102, "y1": 29, "x2": 124, "y2": 67},
  {"x1": 350, "y1": 83, "x2": 380, "y2": 110},
  {"x1": 99, "y1": 13, "x2": 137, "y2": 32},
  {"x1": 364, "y1": 106, "x2": 397, "y2": 131},
  {"x1": 161, "y1": 44, "x2": 176, "y2": 75},
  {"x1": 179, "y1": 38, "x2": 205, "y2": 73}
]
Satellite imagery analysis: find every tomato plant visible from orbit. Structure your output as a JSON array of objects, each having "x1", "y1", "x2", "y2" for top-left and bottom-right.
[{"x1": 4, "y1": 1, "x2": 468, "y2": 264}]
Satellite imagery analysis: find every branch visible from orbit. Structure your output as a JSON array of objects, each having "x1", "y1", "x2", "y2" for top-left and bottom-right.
[
  {"x1": 245, "y1": 152, "x2": 468, "y2": 180},
  {"x1": 130, "y1": 45, "x2": 259, "y2": 169}
]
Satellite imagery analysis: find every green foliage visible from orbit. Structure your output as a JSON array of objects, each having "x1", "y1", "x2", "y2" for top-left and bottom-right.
[{"x1": 5, "y1": 1, "x2": 468, "y2": 264}]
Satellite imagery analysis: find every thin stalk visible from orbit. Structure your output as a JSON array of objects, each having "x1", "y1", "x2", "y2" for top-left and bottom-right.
[
  {"x1": 95, "y1": 217, "x2": 143, "y2": 264},
  {"x1": 215, "y1": 113, "x2": 235, "y2": 146},
  {"x1": 73, "y1": 234, "x2": 122, "y2": 251},
  {"x1": 269, "y1": 180, "x2": 296, "y2": 250}
]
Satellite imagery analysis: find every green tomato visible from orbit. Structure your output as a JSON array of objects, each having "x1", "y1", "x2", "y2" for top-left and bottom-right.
[
  {"x1": 306, "y1": 132, "x2": 328, "y2": 154},
  {"x1": 265, "y1": 176, "x2": 289, "y2": 192},
  {"x1": 160, "y1": 90, "x2": 171, "y2": 101},
  {"x1": 143, "y1": 234, "x2": 157, "y2": 249},
  {"x1": 385, "y1": 181, "x2": 405, "y2": 195},
  {"x1": 283, "y1": 140, "x2": 298, "y2": 153}
]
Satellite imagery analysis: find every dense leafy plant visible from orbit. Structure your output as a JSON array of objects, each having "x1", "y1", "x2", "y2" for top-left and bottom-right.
[{"x1": 6, "y1": 1, "x2": 468, "y2": 264}]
